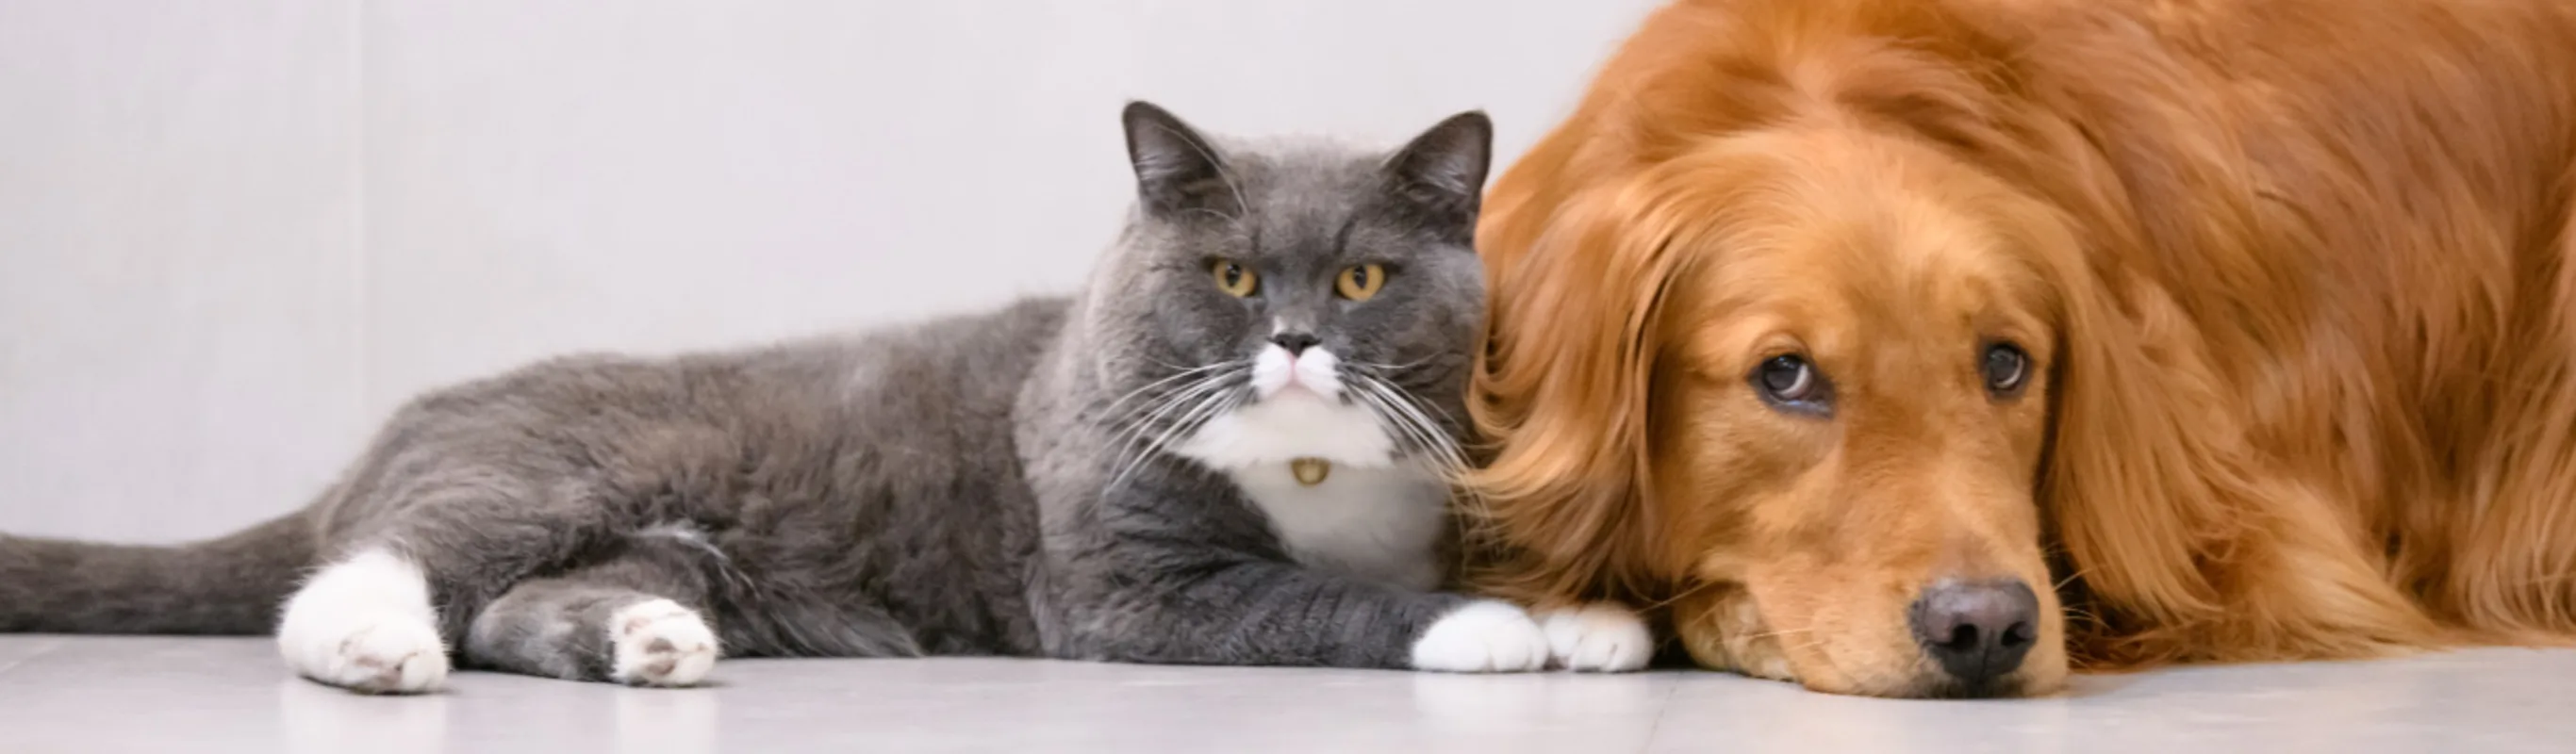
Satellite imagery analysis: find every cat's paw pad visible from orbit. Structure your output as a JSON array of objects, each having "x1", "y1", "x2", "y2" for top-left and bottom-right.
[
  {"x1": 1540, "y1": 603, "x2": 1654, "y2": 672},
  {"x1": 609, "y1": 599, "x2": 719, "y2": 687},
  {"x1": 1411, "y1": 600, "x2": 1549, "y2": 673},
  {"x1": 283, "y1": 614, "x2": 451, "y2": 694}
]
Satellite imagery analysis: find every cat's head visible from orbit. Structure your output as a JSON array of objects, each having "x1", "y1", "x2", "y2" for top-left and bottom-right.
[{"x1": 1082, "y1": 101, "x2": 1492, "y2": 477}]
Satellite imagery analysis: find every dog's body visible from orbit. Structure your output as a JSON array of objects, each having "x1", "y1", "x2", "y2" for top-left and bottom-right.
[{"x1": 1469, "y1": 0, "x2": 2576, "y2": 697}]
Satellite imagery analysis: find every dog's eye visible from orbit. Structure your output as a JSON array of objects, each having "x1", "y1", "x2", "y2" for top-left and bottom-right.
[
  {"x1": 1983, "y1": 343, "x2": 2030, "y2": 397},
  {"x1": 1751, "y1": 354, "x2": 1830, "y2": 413}
]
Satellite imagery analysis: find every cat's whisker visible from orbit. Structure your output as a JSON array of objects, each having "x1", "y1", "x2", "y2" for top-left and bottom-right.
[
  {"x1": 1104, "y1": 386, "x2": 1210, "y2": 445},
  {"x1": 1386, "y1": 397, "x2": 1461, "y2": 472},
  {"x1": 1346, "y1": 375, "x2": 1468, "y2": 480},
  {"x1": 1098, "y1": 361, "x2": 1237, "y2": 420},
  {"x1": 1354, "y1": 375, "x2": 1467, "y2": 468},
  {"x1": 1391, "y1": 382, "x2": 1462, "y2": 426},
  {"x1": 1338, "y1": 352, "x2": 1445, "y2": 374},
  {"x1": 1104, "y1": 385, "x2": 1195, "y2": 454},
  {"x1": 1101, "y1": 382, "x2": 1221, "y2": 478},
  {"x1": 1365, "y1": 395, "x2": 1457, "y2": 477},
  {"x1": 1111, "y1": 378, "x2": 1244, "y2": 487},
  {"x1": 1346, "y1": 388, "x2": 1420, "y2": 462},
  {"x1": 1143, "y1": 354, "x2": 1217, "y2": 373},
  {"x1": 1102, "y1": 379, "x2": 1227, "y2": 454},
  {"x1": 1106, "y1": 403, "x2": 1196, "y2": 487},
  {"x1": 1107, "y1": 363, "x2": 1247, "y2": 468},
  {"x1": 1340, "y1": 377, "x2": 1415, "y2": 444},
  {"x1": 1116, "y1": 363, "x2": 1243, "y2": 431},
  {"x1": 1106, "y1": 368, "x2": 1243, "y2": 465},
  {"x1": 1339, "y1": 366, "x2": 1464, "y2": 431}
]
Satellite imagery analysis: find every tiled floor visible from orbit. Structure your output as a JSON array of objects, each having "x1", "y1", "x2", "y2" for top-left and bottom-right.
[{"x1": 0, "y1": 636, "x2": 2569, "y2": 753}]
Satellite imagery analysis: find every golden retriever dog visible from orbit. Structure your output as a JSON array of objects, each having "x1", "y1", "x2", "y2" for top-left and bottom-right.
[{"x1": 1466, "y1": 0, "x2": 2576, "y2": 697}]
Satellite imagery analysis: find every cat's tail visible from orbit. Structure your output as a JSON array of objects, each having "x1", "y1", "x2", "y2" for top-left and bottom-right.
[{"x1": 0, "y1": 508, "x2": 320, "y2": 634}]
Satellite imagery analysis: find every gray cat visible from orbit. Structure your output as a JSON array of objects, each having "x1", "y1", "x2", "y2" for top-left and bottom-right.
[{"x1": 0, "y1": 102, "x2": 1651, "y2": 693}]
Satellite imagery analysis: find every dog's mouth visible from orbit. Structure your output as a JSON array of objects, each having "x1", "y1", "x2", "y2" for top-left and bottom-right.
[{"x1": 1672, "y1": 580, "x2": 2065, "y2": 699}]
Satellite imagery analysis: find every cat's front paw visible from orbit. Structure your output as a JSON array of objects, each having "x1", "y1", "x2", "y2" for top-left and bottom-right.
[
  {"x1": 608, "y1": 599, "x2": 719, "y2": 687},
  {"x1": 1539, "y1": 603, "x2": 1654, "y2": 672},
  {"x1": 1410, "y1": 600, "x2": 1549, "y2": 672}
]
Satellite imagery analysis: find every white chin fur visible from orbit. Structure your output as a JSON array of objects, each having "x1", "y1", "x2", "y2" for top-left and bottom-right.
[{"x1": 1179, "y1": 346, "x2": 1394, "y2": 470}]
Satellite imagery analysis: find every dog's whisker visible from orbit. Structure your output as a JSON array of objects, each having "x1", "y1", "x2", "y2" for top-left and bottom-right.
[
  {"x1": 1737, "y1": 627, "x2": 1817, "y2": 641},
  {"x1": 1635, "y1": 580, "x2": 1731, "y2": 612}
]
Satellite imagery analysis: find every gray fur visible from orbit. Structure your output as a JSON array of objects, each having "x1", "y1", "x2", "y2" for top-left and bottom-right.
[{"x1": 0, "y1": 102, "x2": 1497, "y2": 679}]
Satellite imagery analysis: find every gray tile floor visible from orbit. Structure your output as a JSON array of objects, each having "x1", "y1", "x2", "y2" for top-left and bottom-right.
[{"x1": 0, "y1": 636, "x2": 2568, "y2": 753}]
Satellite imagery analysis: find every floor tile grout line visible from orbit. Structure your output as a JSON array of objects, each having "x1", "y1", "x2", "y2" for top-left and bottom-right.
[{"x1": 1636, "y1": 677, "x2": 1680, "y2": 753}]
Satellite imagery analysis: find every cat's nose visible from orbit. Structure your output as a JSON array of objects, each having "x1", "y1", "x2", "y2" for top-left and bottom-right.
[{"x1": 1271, "y1": 332, "x2": 1320, "y2": 354}]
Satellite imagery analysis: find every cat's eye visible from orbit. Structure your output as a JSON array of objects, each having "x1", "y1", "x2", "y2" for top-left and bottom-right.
[
  {"x1": 1335, "y1": 264, "x2": 1386, "y2": 301},
  {"x1": 1212, "y1": 260, "x2": 1259, "y2": 298}
]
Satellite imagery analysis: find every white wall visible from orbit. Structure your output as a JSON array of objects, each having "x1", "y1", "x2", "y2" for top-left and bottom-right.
[{"x1": 0, "y1": 0, "x2": 1658, "y2": 543}]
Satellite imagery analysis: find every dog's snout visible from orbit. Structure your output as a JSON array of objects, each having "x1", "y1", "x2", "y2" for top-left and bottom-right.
[{"x1": 1910, "y1": 579, "x2": 2039, "y2": 690}]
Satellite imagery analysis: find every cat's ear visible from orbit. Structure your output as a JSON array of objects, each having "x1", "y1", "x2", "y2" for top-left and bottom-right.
[
  {"x1": 1121, "y1": 101, "x2": 1238, "y2": 218},
  {"x1": 1381, "y1": 110, "x2": 1494, "y2": 238}
]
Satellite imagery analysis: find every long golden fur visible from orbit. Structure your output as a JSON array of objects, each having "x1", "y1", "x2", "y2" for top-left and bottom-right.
[{"x1": 1468, "y1": 0, "x2": 2576, "y2": 697}]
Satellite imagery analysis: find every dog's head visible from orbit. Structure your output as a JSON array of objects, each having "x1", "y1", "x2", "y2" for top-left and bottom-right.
[{"x1": 1469, "y1": 0, "x2": 2119, "y2": 698}]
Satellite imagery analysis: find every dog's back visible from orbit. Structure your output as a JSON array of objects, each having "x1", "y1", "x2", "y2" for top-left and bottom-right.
[{"x1": 1985, "y1": 0, "x2": 2576, "y2": 648}]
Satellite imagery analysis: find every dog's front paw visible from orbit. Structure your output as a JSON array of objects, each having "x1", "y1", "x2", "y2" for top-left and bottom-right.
[
  {"x1": 608, "y1": 599, "x2": 720, "y2": 687},
  {"x1": 1539, "y1": 603, "x2": 1654, "y2": 672},
  {"x1": 1676, "y1": 587, "x2": 1798, "y2": 682},
  {"x1": 1411, "y1": 600, "x2": 1549, "y2": 672}
]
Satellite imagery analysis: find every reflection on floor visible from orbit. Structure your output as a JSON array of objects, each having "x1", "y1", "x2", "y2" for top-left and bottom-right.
[{"x1": 1, "y1": 636, "x2": 2569, "y2": 753}]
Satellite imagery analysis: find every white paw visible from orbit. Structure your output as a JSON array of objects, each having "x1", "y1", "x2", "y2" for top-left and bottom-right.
[
  {"x1": 289, "y1": 615, "x2": 451, "y2": 694},
  {"x1": 1540, "y1": 603, "x2": 1654, "y2": 672},
  {"x1": 1410, "y1": 600, "x2": 1549, "y2": 673},
  {"x1": 276, "y1": 549, "x2": 450, "y2": 694},
  {"x1": 608, "y1": 599, "x2": 719, "y2": 687}
]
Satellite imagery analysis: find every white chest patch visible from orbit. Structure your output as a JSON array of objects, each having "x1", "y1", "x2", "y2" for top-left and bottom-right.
[
  {"x1": 1221, "y1": 455, "x2": 1450, "y2": 592},
  {"x1": 1170, "y1": 347, "x2": 1450, "y2": 591}
]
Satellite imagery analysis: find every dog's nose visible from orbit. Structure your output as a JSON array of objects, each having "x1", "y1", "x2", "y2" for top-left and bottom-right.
[
  {"x1": 1271, "y1": 332, "x2": 1320, "y2": 354},
  {"x1": 1910, "y1": 579, "x2": 2039, "y2": 688}
]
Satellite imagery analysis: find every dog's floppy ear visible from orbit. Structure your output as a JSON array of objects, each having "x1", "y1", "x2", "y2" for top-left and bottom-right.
[
  {"x1": 2023, "y1": 214, "x2": 2433, "y2": 666},
  {"x1": 1468, "y1": 180, "x2": 1699, "y2": 605}
]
